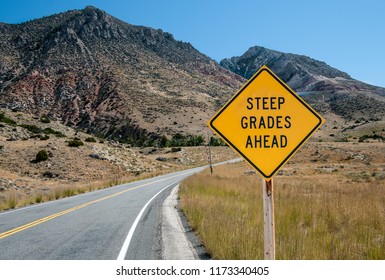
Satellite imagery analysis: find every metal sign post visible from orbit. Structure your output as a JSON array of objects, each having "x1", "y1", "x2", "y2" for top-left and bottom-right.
[{"x1": 262, "y1": 178, "x2": 275, "y2": 260}]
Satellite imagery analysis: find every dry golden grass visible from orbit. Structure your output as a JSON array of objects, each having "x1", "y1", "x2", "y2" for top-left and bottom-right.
[
  {"x1": 0, "y1": 169, "x2": 178, "y2": 211},
  {"x1": 179, "y1": 159, "x2": 385, "y2": 260},
  {"x1": 180, "y1": 164, "x2": 264, "y2": 259}
]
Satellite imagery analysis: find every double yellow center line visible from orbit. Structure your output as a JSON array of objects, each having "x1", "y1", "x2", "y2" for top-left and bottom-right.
[
  {"x1": 0, "y1": 186, "x2": 140, "y2": 240},
  {"x1": 0, "y1": 172, "x2": 189, "y2": 240}
]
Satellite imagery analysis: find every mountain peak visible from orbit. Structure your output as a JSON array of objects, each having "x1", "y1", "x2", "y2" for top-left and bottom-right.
[
  {"x1": 84, "y1": 5, "x2": 101, "y2": 11},
  {"x1": 81, "y1": 5, "x2": 109, "y2": 21}
]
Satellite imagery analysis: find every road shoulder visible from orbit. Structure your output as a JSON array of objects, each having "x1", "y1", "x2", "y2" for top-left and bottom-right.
[{"x1": 161, "y1": 185, "x2": 210, "y2": 260}]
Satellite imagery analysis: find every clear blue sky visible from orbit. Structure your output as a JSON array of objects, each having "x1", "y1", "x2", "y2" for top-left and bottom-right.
[{"x1": 0, "y1": 0, "x2": 384, "y2": 87}]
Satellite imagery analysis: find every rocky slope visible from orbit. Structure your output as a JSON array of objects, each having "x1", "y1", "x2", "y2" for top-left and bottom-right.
[{"x1": 0, "y1": 6, "x2": 243, "y2": 145}]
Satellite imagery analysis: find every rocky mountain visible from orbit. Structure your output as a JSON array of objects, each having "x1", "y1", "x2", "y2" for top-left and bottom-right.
[
  {"x1": 221, "y1": 46, "x2": 385, "y2": 141},
  {"x1": 1, "y1": 7, "x2": 384, "y2": 145},
  {"x1": 0, "y1": 6, "x2": 243, "y2": 145},
  {"x1": 220, "y1": 45, "x2": 385, "y2": 95}
]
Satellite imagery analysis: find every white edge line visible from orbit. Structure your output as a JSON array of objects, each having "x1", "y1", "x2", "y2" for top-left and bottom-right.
[{"x1": 117, "y1": 182, "x2": 177, "y2": 260}]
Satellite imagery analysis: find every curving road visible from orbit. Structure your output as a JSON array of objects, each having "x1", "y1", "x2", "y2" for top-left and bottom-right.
[{"x1": 0, "y1": 166, "x2": 207, "y2": 260}]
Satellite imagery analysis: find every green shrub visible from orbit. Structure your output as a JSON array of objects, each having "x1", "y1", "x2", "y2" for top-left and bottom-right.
[
  {"x1": 68, "y1": 139, "x2": 84, "y2": 147},
  {"x1": 359, "y1": 134, "x2": 385, "y2": 143},
  {"x1": 18, "y1": 124, "x2": 66, "y2": 137},
  {"x1": 39, "y1": 134, "x2": 50, "y2": 140},
  {"x1": 159, "y1": 135, "x2": 170, "y2": 147},
  {"x1": 171, "y1": 147, "x2": 182, "y2": 152},
  {"x1": 170, "y1": 133, "x2": 205, "y2": 147},
  {"x1": 0, "y1": 113, "x2": 17, "y2": 126},
  {"x1": 35, "y1": 193, "x2": 43, "y2": 203},
  {"x1": 85, "y1": 137, "x2": 97, "y2": 142},
  {"x1": 42, "y1": 128, "x2": 66, "y2": 137},
  {"x1": 20, "y1": 124, "x2": 41, "y2": 134},
  {"x1": 36, "y1": 150, "x2": 49, "y2": 162},
  {"x1": 209, "y1": 136, "x2": 226, "y2": 146},
  {"x1": 40, "y1": 115, "x2": 51, "y2": 123}
]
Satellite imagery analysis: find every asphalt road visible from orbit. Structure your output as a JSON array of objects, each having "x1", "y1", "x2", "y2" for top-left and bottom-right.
[{"x1": 0, "y1": 166, "x2": 206, "y2": 260}]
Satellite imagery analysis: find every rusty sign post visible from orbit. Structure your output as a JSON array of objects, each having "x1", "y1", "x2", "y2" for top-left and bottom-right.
[{"x1": 262, "y1": 179, "x2": 275, "y2": 259}]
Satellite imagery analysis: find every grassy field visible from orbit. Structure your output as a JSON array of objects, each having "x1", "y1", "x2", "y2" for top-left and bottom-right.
[{"x1": 179, "y1": 142, "x2": 385, "y2": 260}]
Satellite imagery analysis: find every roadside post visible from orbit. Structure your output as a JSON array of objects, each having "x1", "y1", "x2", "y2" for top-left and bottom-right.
[
  {"x1": 208, "y1": 135, "x2": 213, "y2": 174},
  {"x1": 186, "y1": 128, "x2": 213, "y2": 174},
  {"x1": 208, "y1": 65, "x2": 324, "y2": 259}
]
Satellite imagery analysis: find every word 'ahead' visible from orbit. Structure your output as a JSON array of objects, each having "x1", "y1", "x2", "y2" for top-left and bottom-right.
[{"x1": 208, "y1": 65, "x2": 324, "y2": 179}]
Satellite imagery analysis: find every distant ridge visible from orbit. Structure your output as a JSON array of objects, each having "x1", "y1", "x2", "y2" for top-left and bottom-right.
[{"x1": 220, "y1": 45, "x2": 385, "y2": 95}]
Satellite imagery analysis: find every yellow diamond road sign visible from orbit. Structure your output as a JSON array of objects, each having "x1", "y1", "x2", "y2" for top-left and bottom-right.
[{"x1": 209, "y1": 65, "x2": 324, "y2": 179}]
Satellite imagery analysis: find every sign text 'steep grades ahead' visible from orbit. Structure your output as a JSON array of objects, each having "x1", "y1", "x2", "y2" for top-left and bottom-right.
[{"x1": 208, "y1": 65, "x2": 324, "y2": 179}]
